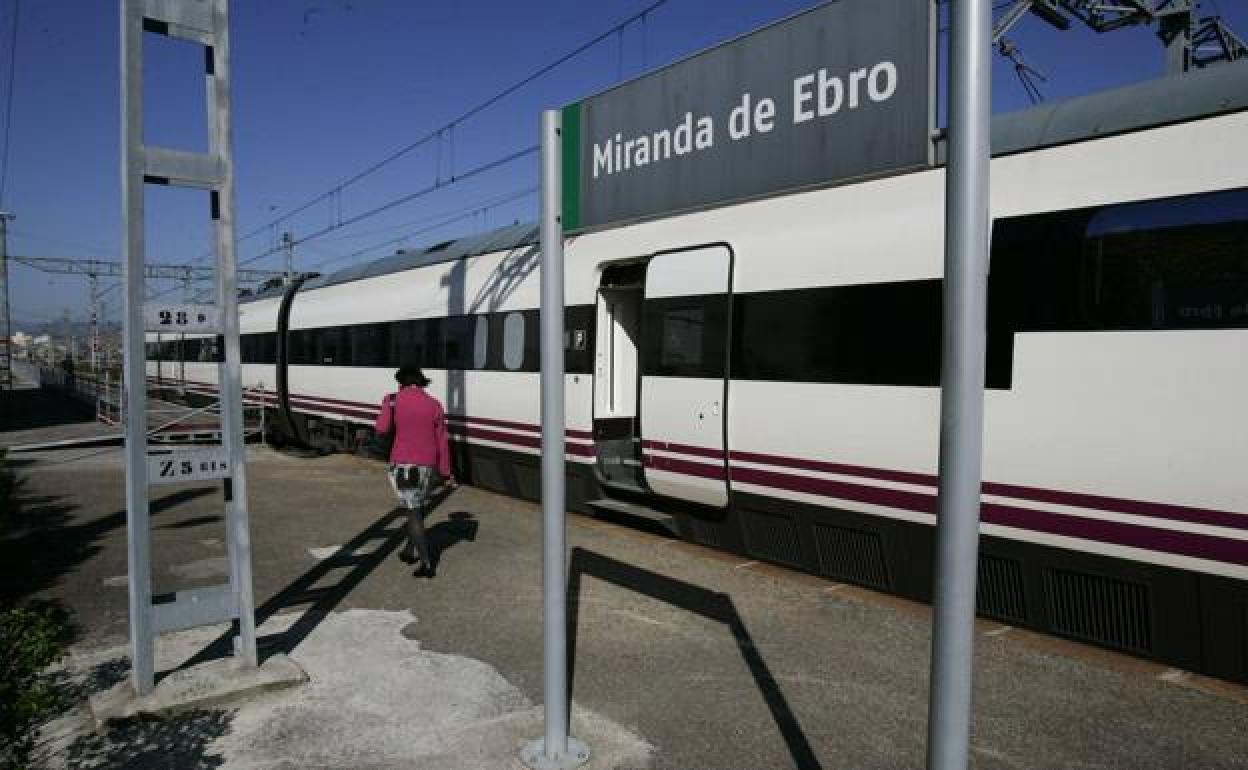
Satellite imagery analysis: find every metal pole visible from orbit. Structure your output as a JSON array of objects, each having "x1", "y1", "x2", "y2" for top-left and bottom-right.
[
  {"x1": 926, "y1": 0, "x2": 992, "y2": 767},
  {"x1": 0, "y1": 212, "x2": 13, "y2": 391},
  {"x1": 521, "y1": 110, "x2": 589, "y2": 770},
  {"x1": 89, "y1": 273, "x2": 99, "y2": 374},
  {"x1": 209, "y1": 0, "x2": 258, "y2": 669},
  {"x1": 120, "y1": 0, "x2": 154, "y2": 696},
  {"x1": 281, "y1": 231, "x2": 293, "y2": 284}
]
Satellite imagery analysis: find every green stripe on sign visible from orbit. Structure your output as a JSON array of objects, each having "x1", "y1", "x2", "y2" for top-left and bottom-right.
[{"x1": 561, "y1": 103, "x2": 582, "y2": 232}]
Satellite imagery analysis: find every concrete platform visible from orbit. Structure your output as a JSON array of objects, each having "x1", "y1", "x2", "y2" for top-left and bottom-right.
[
  {"x1": 5, "y1": 396, "x2": 1248, "y2": 768},
  {"x1": 87, "y1": 654, "x2": 307, "y2": 728}
]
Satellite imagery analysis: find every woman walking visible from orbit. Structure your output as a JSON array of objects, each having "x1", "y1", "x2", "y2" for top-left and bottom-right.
[{"x1": 374, "y1": 366, "x2": 454, "y2": 576}]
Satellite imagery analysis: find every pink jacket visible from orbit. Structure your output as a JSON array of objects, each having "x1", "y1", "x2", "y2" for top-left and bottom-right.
[{"x1": 374, "y1": 386, "x2": 451, "y2": 477}]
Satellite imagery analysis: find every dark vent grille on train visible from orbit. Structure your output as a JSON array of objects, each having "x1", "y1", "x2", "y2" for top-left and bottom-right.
[
  {"x1": 689, "y1": 518, "x2": 723, "y2": 548},
  {"x1": 1043, "y1": 568, "x2": 1153, "y2": 654},
  {"x1": 813, "y1": 524, "x2": 890, "y2": 589},
  {"x1": 742, "y1": 509, "x2": 804, "y2": 568},
  {"x1": 976, "y1": 554, "x2": 1027, "y2": 623}
]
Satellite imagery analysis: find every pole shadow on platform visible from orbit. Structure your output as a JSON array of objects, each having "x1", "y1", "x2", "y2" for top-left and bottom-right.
[
  {"x1": 566, "y1": 547, "x2": 822, "y2": 769},
  {"x1": 177, "y1": 486, "x2": 459, "y2": 672}
]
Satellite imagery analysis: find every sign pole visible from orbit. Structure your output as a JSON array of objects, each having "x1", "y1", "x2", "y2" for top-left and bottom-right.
[
  {"x1": 926, "y1": 0, "x2": 992, "y2": 768},
  {"x1": 120, "y1": 0, "x2": 155, "y2": 696},
  {"x1": 521, "y1": 110, "x2": 589, "y2": 770}
]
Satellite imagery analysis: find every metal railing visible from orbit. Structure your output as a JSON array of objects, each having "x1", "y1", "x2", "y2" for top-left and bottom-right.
[{"x1": 38, "y1": 365, "x2": 265, "y2": 443}]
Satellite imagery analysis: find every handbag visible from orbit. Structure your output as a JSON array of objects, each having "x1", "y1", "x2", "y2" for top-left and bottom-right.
[{"x1": 364, "y1": 393, "x2": 396, "y2": 460}]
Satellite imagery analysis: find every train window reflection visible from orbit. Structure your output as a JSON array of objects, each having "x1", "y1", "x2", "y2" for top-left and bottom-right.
[
  {"x1": 503, "y1": 312, "x2": 525, "y2": 370},
  {"x1": 473, "y1": 316, "x2": 489, "y2": 369}
]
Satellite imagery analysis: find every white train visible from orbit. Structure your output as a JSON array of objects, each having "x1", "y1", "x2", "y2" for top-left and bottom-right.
[{"x1": 149, "y1": 63, "x2": 1248, "y2": 682}]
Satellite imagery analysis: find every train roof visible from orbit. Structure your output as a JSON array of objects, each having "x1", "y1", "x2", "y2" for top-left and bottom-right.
[{"x1": 245, "y1": 60, "x2": 1248, "y2": 303}]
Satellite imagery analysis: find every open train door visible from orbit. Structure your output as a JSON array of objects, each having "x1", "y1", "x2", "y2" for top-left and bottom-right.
[{"x1": 639, "y1": 245, "x2": 732, "y2": 508}]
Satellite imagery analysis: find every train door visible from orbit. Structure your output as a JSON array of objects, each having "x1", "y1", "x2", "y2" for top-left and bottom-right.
[
  {"x1": 639, "y1": 245, "x2": 732, "y2": 508},
  {"x1": 592, "y1": 263, "x2": 647, "y2": 492}
]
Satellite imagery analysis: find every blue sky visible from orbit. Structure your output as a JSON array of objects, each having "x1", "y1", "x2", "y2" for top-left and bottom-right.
[{"x1": 2, "y1": 0, "x2": 1246, "y2": 328}]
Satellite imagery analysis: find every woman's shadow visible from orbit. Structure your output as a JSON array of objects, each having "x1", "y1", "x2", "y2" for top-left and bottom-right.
[{"x1": 423, "y1": 511, "x2": 479, "y2": 572}]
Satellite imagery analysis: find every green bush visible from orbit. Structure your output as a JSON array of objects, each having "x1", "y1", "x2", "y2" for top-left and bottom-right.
[{"x1": 0, "y1": 602, "x2": 71, "y2": 770}]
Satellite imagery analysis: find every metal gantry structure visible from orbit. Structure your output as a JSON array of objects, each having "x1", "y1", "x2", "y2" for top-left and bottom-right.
[
  {"x1": 121, "y1": 0, "x2": 258, "y2": 695},
  {"x1": 993, "y1": 0, "x2": 1247, "y2": 101},
  {"x1": 0, "y1": 254, "x2": 282, "y2": 387}
]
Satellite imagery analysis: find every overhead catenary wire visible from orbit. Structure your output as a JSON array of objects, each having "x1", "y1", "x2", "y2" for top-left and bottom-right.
[
  {"x1": 0, "y1": 0, "x2": 21, "y2": 207},
  {"x1": 306, "y1": 185, "x2": 538, "y2": 271},
  {"x1": 239, "y1": 143, "x2": 538, "y2": 266},
  {"x1": 146, "y1": 179, "x2": 538, "y2": 303},
  {"x1": 193, "y1": 0, "x2": 669, "y2": 266}
]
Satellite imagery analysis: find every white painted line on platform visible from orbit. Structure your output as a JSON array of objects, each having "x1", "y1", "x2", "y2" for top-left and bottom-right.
[
  {"x1": 1159, "y1": 668, "x2": 1193, "y2": 684},
  {"x1": 103, "y1": 575, "x2": 129, "y2": 588},
  {"x1": 734, "y1": 560, "x2": 759, "y2": 570},
  {"x1": 984, "y1": 625, "x2": 1014, "y2": 638},
  {"x1": 308, "y1": 545, "x2": 342, "y2": 561}
]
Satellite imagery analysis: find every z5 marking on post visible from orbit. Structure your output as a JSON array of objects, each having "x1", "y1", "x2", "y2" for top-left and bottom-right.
[{"x1": 147, "y1": 448, "x2": 231, "y2": 485}]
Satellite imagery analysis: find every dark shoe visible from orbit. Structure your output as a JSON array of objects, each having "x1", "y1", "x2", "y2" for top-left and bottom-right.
[
  {"x1": 414, "y1": 561, "x2": 436, "y2": 578},
  {"x1": 399, "y1": 548, "x2": 415, "y2": 564}
]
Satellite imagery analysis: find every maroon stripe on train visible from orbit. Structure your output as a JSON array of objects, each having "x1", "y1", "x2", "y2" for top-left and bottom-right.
[
  {"x1": 293, "y1": 401, "x2": 377, "y2": 421},
  {"x1": 642, "y1": 439, "x2": 726, "y2": 461},
  {"x1": 447, "y1": 413, "x2": 595, "y2": 439},
  {"x1": 643, "y1": 453, "x2": 728, "y2": 481},
  {"x1": 981, "y1": 501, "x2": 1248, "y2": 567},
  {"x1": 731, "y1": 464, "x2": 936, "y2": 515},
  {"x1": 730, "y1": 464, "x2": 1248, "y2": 567},
  {"x1": 285, "y1": 395, "x2": 596, "y2": 443},
  {"x1": 979, "y1": 481, "x2": 1246, "y2": 532},
  {"x1": 730, "y1": 448, "x2": 936, "y2": 487},
  {"x1": 449, "y1": 425, "x2": 596, "y2": 457},
  {"x1": 160, "y1": 377, "x2": 1247, "y2": 534},
  {"x1": 652, "y1": 439, "x2": 1246, "y2": 533}
]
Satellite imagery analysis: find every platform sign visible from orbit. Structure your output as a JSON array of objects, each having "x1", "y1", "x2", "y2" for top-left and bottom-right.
[
  {"x1": 561, "y1": 0, "x2": 934, "y2": 231},
  {"x1": 147, "y1": 448, "x2": 230, "y2": 485},
  {"x1": 143, "y1": 303, "x2": 221, "y2": 334}
]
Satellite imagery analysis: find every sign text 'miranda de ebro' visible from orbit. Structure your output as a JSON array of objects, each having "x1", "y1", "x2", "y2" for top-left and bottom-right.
[{"x1": 561, "y1": 0, "x2": 934, "y2": 232}]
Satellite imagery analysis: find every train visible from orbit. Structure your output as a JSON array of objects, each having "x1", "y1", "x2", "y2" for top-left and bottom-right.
[{"x1": 149, "y1": 62, "x2": 1248, "y2": 683}]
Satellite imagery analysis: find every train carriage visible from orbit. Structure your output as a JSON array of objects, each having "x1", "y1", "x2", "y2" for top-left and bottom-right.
[{"x1": 148, "y1": 62, "x2": 1248, "y2": 683}]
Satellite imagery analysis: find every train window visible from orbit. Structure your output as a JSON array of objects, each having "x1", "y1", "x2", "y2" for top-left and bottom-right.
[
  {"x1": 524, "y1": 309, "x2": 541, "y2": 370},
  {"x1": 258, "y1": 333, "x2": 276, "y2": 364},
  {"x1": 242, "y1": 333, "x2": 273, "y2": 364},
  {"x1": 643, "y1": 295, "x2": 728, "y2": 378},
  {"x1": 288, "y1": 329, "x2": 315, "y2": 365},
  {"x1": 351, "y1": 323, "x2": 389, "y2": 367},
  {"x1": 502, "y1": 312, "x2": 525, "y2": 370},
  {"x1": 732, "y1": 281, "x2": 941, "y2": 386},
  {"x1": 424, "y1": 318, "x2": 446, "y2": 369},
  {"x1": 317, "y1": 327, "x2": 350, "y2": 365},
  {"x1": 390, "y1": 319, "x2": 430, "y2": 368},
  {"x1": 987, "y1": 187, "x2": 1248, "y2": 387},
  {"x1": 201, "y1": 336, "x2": 225, "y2": 363},
  {"x1": 473, "y1": 316, "x2": 489, "y2": 369},
  {"x1": 443, "y1": 315, "x2": 475, "y2": 370},
  {"x1": 1082, "y1": 189, "x2": 1248, "y2": 329},
  {"x1": 661, "y1": 306, "x2": 704, "y2": 368}
]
